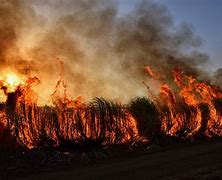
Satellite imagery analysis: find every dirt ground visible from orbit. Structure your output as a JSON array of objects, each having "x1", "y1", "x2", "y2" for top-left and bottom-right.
[{"x1": 11, "y1": 141, "x2": 222, "y2": 180}]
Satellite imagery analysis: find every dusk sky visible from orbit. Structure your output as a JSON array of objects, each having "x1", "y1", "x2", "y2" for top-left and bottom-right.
[{"x1": 118, "y1": 0, "x2": 222, "y2": 72}]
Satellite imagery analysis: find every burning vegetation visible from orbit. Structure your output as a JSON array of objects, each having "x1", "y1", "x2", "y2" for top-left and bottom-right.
[
  {"x1": 0, "y1": 0, "x2": 222, "y2": 154},
  {"x1": 0, "y1": 64, "x2": 222, "y2": 151}
]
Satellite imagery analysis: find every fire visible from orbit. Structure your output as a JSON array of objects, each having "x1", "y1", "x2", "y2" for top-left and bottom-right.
[
  {"x1": 145, "y1": 66, "x2": 222, "y2": 138},
  {"x1": 6, "y1": 73, "x2": 19, "y2": 85},
  {"x1": 0, "y1": 72, "x2": 24, "y2": 93},
  {"x1": 0, "y1": 66, "x2": 139, "y2": 149},
  {"x1": 5, "y1": 73, "x2": 22, "y2": 91},
  {"x1": 1, "y1": 63, "x2": 222, "y2": 150}
]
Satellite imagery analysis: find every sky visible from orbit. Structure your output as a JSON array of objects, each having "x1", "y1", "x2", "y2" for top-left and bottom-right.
[{"x1": 118, "y1": 0, "x2": 222, "y2": 72}]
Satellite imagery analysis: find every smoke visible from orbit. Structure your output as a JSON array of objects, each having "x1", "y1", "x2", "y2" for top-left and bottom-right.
[
  {"x1": 0, "y1": 0, "x2": 38, "y2": 73},
  {"x1": 213, "y1": 68, "x2": 222, "y2": 88},
  {"x1": 0, "y1": 0, "x2": 216, "y2": 104}
]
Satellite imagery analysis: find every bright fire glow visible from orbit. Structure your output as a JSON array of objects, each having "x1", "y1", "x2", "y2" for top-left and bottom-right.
[{"x1": 3, "y1": 72, "x2": 24, "y2": 92}]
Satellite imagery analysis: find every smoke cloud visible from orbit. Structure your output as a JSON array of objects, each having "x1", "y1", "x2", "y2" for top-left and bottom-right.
[
  {"x1": 213, "y1": 68, "x2": 222, "y2": 88},
  {"x1": 0, "y1": 0, "x2": 217, "y2": 104}
]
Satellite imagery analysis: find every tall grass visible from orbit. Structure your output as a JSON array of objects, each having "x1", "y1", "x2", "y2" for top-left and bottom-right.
[
  {"x1": 127, "y1": 97, "x2": 161, "y2": 143},
  {"x1": 1, "y1": 96, "x2": 222, "y2": 150}
]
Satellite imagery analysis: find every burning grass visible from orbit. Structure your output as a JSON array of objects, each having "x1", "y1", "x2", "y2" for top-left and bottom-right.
[
  {"x1": 0, "y1": 66, "x2": 222, "y2": 152},
  {"x1": 1, "y1": 67, "x2": 222, "y2": 178},
  {"x1": 0, "y1": 97, "x2": 139, "y2": 150}
]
